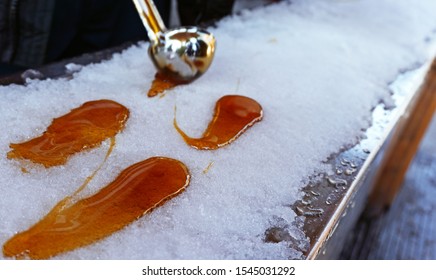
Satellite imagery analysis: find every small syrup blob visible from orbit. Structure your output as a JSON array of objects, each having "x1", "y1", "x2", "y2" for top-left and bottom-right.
[
  {"x1": 147, "y1": 73, "x2": 183, "y2": 98},
  {"x1": 3, "y1": 157, "x2": 190, "y2": 259},
  {"x1": 174, "y1": 95, "x2": 263, "y2": 149},
  {"x1": 7, "y1": 100, "x2": 129, "y2": 167}
]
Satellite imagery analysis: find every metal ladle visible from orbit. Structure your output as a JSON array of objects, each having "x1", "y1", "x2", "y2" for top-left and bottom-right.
[{"x1": 132, "y1": 0, "x2": 216, "y2": 82}]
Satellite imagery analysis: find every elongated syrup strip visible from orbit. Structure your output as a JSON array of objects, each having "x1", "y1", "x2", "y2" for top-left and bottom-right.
[
  {"x1": 174, "y1": 95, "x2": 263, "y2": 149},
  {"x1": 7, "y1": 100, "x2": 129, "y2": 167},
  {"x1": 72, "y1": 137, "x2": 116, "y2": 196},
  {"x1": 3, "y1": 157, "x2": 190, "y2": 259},
  {"x1": 147, "y1": 73, "x2": 182, "y2": 98}
]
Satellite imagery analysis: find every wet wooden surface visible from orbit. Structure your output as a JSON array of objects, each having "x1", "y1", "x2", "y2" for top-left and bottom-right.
[
  {"x1": 341, "y1": 116, "x2": 436, "y2": 259},
  {"x1": 368, "y1": 59, "x2": 436, "y2": 215}
]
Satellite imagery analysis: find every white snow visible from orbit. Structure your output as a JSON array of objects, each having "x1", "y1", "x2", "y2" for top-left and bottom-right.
[{"x1": 0, "y1": 0, "x2": 436, "y2": 259}]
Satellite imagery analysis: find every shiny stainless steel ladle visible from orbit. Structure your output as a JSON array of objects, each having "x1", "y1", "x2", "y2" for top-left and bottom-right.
[{"x1": 132, "y1": 0, "x2": 216, "y2": 82}]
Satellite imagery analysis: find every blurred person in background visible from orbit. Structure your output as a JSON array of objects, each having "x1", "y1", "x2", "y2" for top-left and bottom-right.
[{"x1": 0, "y1": 0, "x2": 235, "y2": 77}]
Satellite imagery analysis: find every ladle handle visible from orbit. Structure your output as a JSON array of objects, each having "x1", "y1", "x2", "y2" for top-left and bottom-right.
[{"x1": 132, "y1": 0, "x2": 167, "y2": 43}]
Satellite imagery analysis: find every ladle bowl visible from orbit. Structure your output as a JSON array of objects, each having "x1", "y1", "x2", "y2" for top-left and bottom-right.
[{"x1": 132, "y1": 0, "x2": 216, "y2": 82}]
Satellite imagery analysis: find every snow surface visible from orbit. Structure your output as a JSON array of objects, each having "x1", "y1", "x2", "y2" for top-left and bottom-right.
[{"x1": 1, "y1": 0, "x2": 436, "y2": 259}]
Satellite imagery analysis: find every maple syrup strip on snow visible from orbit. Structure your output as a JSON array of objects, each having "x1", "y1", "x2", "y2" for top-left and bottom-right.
[
  {"x1": 7, "y1": 99, "x2": 129, "y2": 167},
  {"x1": 174, "y1": 95, "x2": 263, "y2": 150},
  {"x1": 73, "y1": 137, "x2": 116, "y2": 196},
  {"x1": 3, "y1": 157, "x2": 190, "y2": 259},
  {"x1": 147, "y1": 72, "x2": 185, "y2": 98}
]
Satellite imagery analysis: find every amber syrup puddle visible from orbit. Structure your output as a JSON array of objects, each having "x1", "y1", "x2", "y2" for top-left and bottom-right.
[
  {"x1": 7, "y1": 99, "x2": 129, "y2": 168},
  {"x1": 147, "y1": 73, "x2": 185, "y2": 98},
  {"x1": 3, "y1": 157, "x2": 190, "y2": 259},
  {"x1": 174, "y1": 95, "x2": 263, "y2": 149}
]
